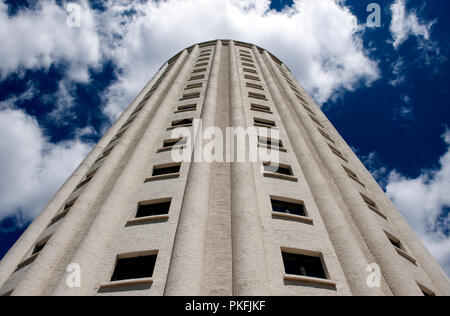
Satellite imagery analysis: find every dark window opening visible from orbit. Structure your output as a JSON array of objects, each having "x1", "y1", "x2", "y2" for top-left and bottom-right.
[
  {"x1": 136, "y1": 201, "x2": 171, "y2": 218},
  {"x1": 171, "y1": 118, "x2": 193, "y2": 127},
  {"x1": 387, "y1": 235, "x2": 402, "y2": 250},
  {"x1": 64, "y1": 198, "x2": 77, "y2": 211},
  {"x1": 254, "y1": 118, "x2": 276, "y2": 127},
  {"x1": 245, "y1": 75, "x2": 260, "y2": 81},
  {"x1": 282, "y1": 252, "x2": 327, "y2": 279},
  {"x1": 247, "y1": 83, "x2": 264, "y2": 90},
  {"x1": 180, "y1": 93, "x2": 200, "y2": 101},
  {"x1": 259, "y1": 137, "x2": 283, "y2": 148},
  {"x1": 251, "y1": 103, "x2": 271, "y2": 112},
  {"x1": 152, "y1": 164, "x2": 181, "y2": 176},
  {"x1": 32, "y1": 241, "x2": 47, "y2": 255},
  {"x1": 271, "y1": 199, "x2": 306, "y2": 217},
  {"x1": 163, "y1": 138, "x2": 187, "y2": 148},
  {"x1": 264, "y1": 164, "x2": 293, "y2": 176},
  {"x1": 178, "y1": 104, "x2": 197, "y2": 111},
  {"x1": 111, "y1": 254, "x2": 157, "y2": 281}
]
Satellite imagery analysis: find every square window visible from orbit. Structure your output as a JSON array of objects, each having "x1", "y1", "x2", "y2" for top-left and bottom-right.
[
  {"x1": 136, "y1": 200, "x2": 171, "y2": 218},
  {"x1": 282, "y1": 252, "x2": 327, "y2": 279},
  {"x1": 111, "y1": 254, "x2": 157, "y2": 281},
  {"x1": 271, "y1": 199, "x2": 306, "y2": 217}
]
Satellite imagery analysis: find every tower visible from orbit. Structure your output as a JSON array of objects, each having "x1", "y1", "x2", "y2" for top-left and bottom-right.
[{"x1": 0, "y1": 40, "x2": 448, "y2": 296}]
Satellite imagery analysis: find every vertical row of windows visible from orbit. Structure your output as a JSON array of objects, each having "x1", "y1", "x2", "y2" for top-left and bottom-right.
[
  {"x1": 11, "y1": 49, "x2": 182, "y2": 276},
  {"x1": 102, "y1": 47, "x2": 216, "y2": 287},
  {"x1": 270, "y1": 51, "x2": 430, "y2": 291}
]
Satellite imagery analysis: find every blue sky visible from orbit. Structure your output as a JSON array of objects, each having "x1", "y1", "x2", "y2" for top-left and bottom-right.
[{"x1": 0, "y1": 0, "x2": 449, "y2": 275}]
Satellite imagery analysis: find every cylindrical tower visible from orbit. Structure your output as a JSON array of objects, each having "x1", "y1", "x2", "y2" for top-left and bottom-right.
[{"x1": 0, "y1": 40, "x2": 448, "y2": 296}]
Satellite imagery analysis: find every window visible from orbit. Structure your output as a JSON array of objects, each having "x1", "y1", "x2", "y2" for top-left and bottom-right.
[
  {"x1": 386, "y1": 233, "x2": 403, "y2": 250},
  {"x1": 136, "y1": 199, "x2": 171, "y2": 218},
  {"x1": 192, "y1": 68, "x2": 207, "y2": 74},
  {"x1": 271, "y1": 199, "x2": 306, "y2": 217},
  {"x1": 295, "y1": 93, "x2": 307, "y2": 103},
  {"x1": 185, "y1": 83, "x2": 202, "y2": 90},
  {"x1": 360, "y1": 193, "x2": 377, "y2": 209},
  {"x1": 264, "y1": 163, "x2": 293, "y2": 176},
  {"x1": 259, "y1": 137, "x2": 284, "y2": 149},
  {"x1": 241, "y1": 57, "x2": 254, "y2": 63},
  {"x1": 189, "y1": 74, "x2": 205, "y2": 81},
  {"x1": 245, "y1": 74, "x2": 260, "y2": 81},
  {"x1": 171, "y1": 118, "x2": 193, "y2": 127},
  {"x1": 111, "y1": 254, "x2": 157, "y2": 281},
  {"x1": 254, "y1": 118, "x2": 276, "y2": 128},
  {"x1": 302, "y1": 104, "x2": 315, "y2": 116},
  {"x1": 310, "y1": 115, "x2": 325, "y2": 128},
  {"x1": 197, "y1": 57, "x2": 209, "y2": 62},
  {"x1": 360, "y1": 193, "x2": 387, "y2": 219},
  {"x1": 246, "y1": 83, "x2": 264, "y2": 90},
  {"x1": 329, "y1": 144, "x2": 348, "y2": 162},
  {"x1": 74, "y1": 168, "x2": 98, "y2": 191},
  {"x1": 32, "y1": 238, "x2": 49, "y2": 255},
  {"x1": 195, "y1": 62, "x2": 208, "y2": 67},
  {"x1": 282, "y1": 252, "x2": 327, "y2": 279},
  {"x1": 418, "y1": 284, "x2": 436, "y2": 297},
  {"x1": 318, "y1": 128, "x2": 335, "y2": 144},
  {"x1": 243, "y1": 68, "x2": 258, "y2": 74},
  {"x1": 180, "y1": 93, "x2": 200, "y2": 101},
  {"x1": 248, "y1": 92, "x2": 268, "y2": 101},
  {"x1": 95, "y1": 146, "x2": 114, "y2": 163},
  {"x1": 251, "y1": 103, "x2": 271, "y2": 112},
  {"x1": 242, "y1": 62, "x2": 255, "y2": 68},
  {"x1": 152, "y1": 163, "x2": 181, "y2": 177},
  {"x1": 163, "y1": 137, "x2": 187, "y2": 148},
  {"x1": 343, "y1": 165, "x2": 365, "y2": 187},
  {"x1": 177, "y1": 104, "x2": 197, "y2": 112},
  {"x1": 64, "y1": 198, "x2": 77, "y2": 211}
]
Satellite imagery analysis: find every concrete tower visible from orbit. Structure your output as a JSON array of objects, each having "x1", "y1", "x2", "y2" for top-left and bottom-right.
[{"x1": 0, "y1": 40, "x2": 448, "y2": 296}]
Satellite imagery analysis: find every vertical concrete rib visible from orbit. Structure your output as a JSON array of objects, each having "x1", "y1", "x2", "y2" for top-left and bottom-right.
[
  {"x1": 0, "y1": 64, "x2": 169, "y2": 290},
  {"x1": 350, "y1": 155, "x2": 450, "y2": 295},
  {"x1": 229, "y1": 41, "x2": 271, "y2": 296},
  {"x1": 50, "y1": 47, "x2": 199, "y2": 296},
  {"x1": 254, "y1": 47, "x2": 386, "y2": 296},
  {"x1": 12, "y1": 51, "x2": 189, "y2": 296},
  {"x1": 262, "y1": 50, "x2": 422, "y2": 296},
  {"x1": 164, "y1": 41, "x2": 223, "y2": 295}
]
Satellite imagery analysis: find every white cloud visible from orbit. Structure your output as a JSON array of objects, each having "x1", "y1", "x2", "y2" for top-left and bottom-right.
[
  {"x1": 389, "y1": 0, "x2": 434, "y2": 49},
  {"x1": 98, "y1": 0, "x2": 379, "y2": 119},
  {"x1": 0, "y1": 0, "x2": 101, "y2": 82},
  {"x1": 0, "y1": 106, "x2": 92, "y2": 225},
  {"x1": 386, "y1": 130, "x2": 450, "y2": 275}
]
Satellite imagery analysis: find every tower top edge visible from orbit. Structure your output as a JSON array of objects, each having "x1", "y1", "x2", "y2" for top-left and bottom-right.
[{"x1": 164, "y1": 39, "x2": 285, "y2": 69}]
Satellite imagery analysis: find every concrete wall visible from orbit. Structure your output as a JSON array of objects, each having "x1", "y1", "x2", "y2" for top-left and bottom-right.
[{"x1": 0, "y1": 40, "x2": 448, "y2": 296}]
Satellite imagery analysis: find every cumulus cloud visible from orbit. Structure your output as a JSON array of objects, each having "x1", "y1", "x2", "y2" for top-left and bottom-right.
[
  {"x1": 389, "y1": 0, "x2": 434, "y2": 49},
  {"x1": 98, "y1": 0, "x2": 379, "y2": 119},
  {"x1": 386, "y1": 130, "x2": 450, "y2": 275},
  {"x1": 0, "y1": 0, "x2": 101, "y2": 82},
  {"x1": 0, "y1": 105, "x2": 92, "y2": 225}
]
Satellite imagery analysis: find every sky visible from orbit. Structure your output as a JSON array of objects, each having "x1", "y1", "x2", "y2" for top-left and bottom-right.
[{"x1": 0, "y1": 0, "x2": 449, "y2": 277}]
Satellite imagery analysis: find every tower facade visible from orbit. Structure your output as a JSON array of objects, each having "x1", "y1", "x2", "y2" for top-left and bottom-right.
[{"x1": 0, "y1": 40, "x2": 448, "y2": 296}]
